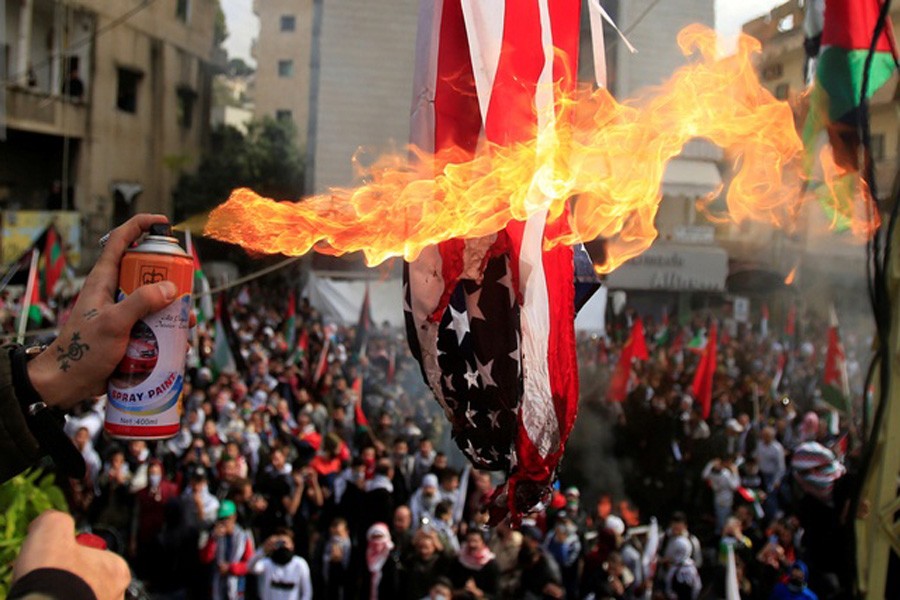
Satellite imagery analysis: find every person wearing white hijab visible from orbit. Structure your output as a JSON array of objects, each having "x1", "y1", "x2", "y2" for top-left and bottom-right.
[{"x1": 664, "y1": 537, "x2": 702, "y2": 600}]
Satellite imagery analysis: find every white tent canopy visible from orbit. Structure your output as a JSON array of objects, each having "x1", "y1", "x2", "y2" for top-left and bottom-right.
[{"x1": 304, "y1": 272, "x2": 406, "y2": 328}]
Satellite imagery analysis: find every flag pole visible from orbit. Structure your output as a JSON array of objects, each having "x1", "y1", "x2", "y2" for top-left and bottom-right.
[{"x1": 17, "y1": 249, "x2": 39, "y2": 344}]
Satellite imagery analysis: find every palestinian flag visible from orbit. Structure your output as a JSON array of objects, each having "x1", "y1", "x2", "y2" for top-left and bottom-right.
[
  {"x1": 211, "y1": 296, "x2": 241, "y2": 376},
  {"x1": 686, "y1": 328, "x2": 707, "y2": 354},
  {"x1": 185, "y1": 230, "x2": 213, "y2": 326},
  {"x1": 352, "y1": 284, "x2": 372, "y2": 357},
  {"x1": 25, "y1": 251, "x2": 43, "y2": 325},
  {"x1": 284, "y1": 291, "x2": 297, "y2": 350},
  {"x1": 822, "y1": 306, "x2": 850, "y2": 412},
  {"x1": 802, "y1": 0, "x2": 898, "y2": 224},
  {"x1": 40, "y1": 225, "x2": 66, "y2": 299},
  {"x1": 351, "y1": 374, "x2": 369, "y2": 430},
  {"x1": 290, "y1": 327, "x2": 310, "y2": 369},
  {"x1": 654, "y1": 307, "x2": 671, "y2": 347}
]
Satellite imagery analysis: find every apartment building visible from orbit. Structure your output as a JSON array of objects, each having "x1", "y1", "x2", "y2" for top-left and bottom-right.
[
  {"x1": 731, "y1": 0, "x2": 899, "y2": 309},
  {"x1": 251, "y1": 0, "x2": 313, "y2": 140},
  {"x1": 1, "y1": 0, "x2": 220, "y2": 264}
]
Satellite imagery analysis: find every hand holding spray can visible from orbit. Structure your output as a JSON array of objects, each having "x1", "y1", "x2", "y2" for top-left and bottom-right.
[{"x1": 105, "y1": 223, "x2": 193, "y2": 439}]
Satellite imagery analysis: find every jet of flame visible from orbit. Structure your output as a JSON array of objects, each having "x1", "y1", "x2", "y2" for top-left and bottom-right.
[
  {"x1": 785, "y1": 264, "x2": 798, "y2": 285},
  {"x1": 203, "y1": 25, "x2": 874, "y2": 271}
]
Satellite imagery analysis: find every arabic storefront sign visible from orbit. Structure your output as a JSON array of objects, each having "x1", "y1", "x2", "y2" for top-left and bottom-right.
[{"x1": 606, "y1": 243, "x2": 728, "y2": 292}]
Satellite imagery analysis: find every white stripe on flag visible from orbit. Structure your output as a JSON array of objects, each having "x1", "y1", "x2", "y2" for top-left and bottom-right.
[
  {"x1": 410, "y1": 0, "x2": 444, "y2": 153},
  {"x1": 513, "y1": 0, "x2": 562, "y2": 459},
  {"x1": 460, "y1": 0, "x2": 504, "y2": 128}
]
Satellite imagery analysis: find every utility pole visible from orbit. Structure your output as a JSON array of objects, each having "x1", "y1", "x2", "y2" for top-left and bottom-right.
[{"x1": 855, "y1": 224, "x2": 900, "y2": 597}]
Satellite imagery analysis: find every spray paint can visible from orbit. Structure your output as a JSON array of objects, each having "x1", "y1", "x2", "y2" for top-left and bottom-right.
[{"x1": 105, "y1": 223, "x2": 194, "y2": 439}]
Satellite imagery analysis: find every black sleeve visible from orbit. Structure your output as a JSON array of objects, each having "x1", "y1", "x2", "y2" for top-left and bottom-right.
[
  {"x1": 0, "y1": 348, "x2": 42, "y2": 484},
  {"x1": 8, "y1": 568, "x2": 97, "y2": 600}
]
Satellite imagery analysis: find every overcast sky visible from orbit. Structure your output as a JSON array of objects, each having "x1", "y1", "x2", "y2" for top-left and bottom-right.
[{"x1": 220, "y1": 0, "x2": 789, "y2": 67}]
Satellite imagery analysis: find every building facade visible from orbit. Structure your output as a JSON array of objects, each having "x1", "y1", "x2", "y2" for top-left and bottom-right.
[
  {"x1": 1, "y1": 0, "x2": 220, "y2": 265},
  {"x1": 736, "y1": 0, "x2": 899, "y2": 312},
  {"x1": 251, "y1": 0, "x2": 313, "y2": 142}
]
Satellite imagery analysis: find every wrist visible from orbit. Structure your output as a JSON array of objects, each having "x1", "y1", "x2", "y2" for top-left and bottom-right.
[{"x1": 26, "y1": 351, "x2": 65, "y2": 408}]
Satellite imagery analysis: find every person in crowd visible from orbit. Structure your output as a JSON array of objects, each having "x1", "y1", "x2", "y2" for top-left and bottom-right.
[
  {"x1": 320, "y1": 517, "x2": 353, "y2": 600},
  {"x1": 702, "y1": 454, "x2": 740, "y2": 534},
  {"x1": 200, "y1": 499, "x2": 255, "y2": 600},
  {"x1": 130, "y1": 459, "x2": 179, "y2": 576},
  {"x1": 183, "y1": 466, "x2": 220, "y2": 528},
  {"x1": 450, "y1": 528, "x2": 501, "y2": 599},
  {"x1": 516, "y1": 525, "x2": 563, "y2": 599},
  {"x1": 658, "y1": 512, "x2": 703, "y2": 585},
  {"x1": 248, "y1": 527, "x2": 313, "y2": 600},
  {"x1": 391, "y1": 504, "x2": 415, "y2": 560},
  {"x1": 769, "y1": 561, "x2": 819, "y2": 600},
  {"x1": 664, "y1": 537, "x2": 702, "y2": 600},
  {"x1": 755, "y1": 427, "x2": 787, "y2": 516},
  {"x1": 489, "y1": 518, "x2": 523, "y2": 599},
  {"x1": 411, "y1": 472, "x2": 443, "y2": 527},
  {"x1": 543, "y1": 514, "x2": 580, "y2": 599},
  {"x1": 363, "y1": 522, "x2": 400, "y2": 599},
  {"x1": 404, "y1": 528, "x2": 452, "y2": 600}
]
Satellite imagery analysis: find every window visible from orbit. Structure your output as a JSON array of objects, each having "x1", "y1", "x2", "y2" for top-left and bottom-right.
[
  {"x1": 870, "y1": 133, "x2": 885, "y2": 161},
  {"x1": 176, "y1": 0, "x2": 191, "y2": 23},
  {"x1": 116, "y1": 68, "x2": 142, "y2": 113},
  {"x1": 280, "y1": 15, "x2": 296, "y2": 32},
  {"x1": 276, "y1": 110, "x2": 293, "y2": 122},
  {"x1": 774, "y1": 83, "x2": 790, "y2": 100},
  {"x1": 177, "y1": 87, "x2": 198, "y2": 129},
  {"x1": 277, "y1": 60, "x2": 294, "y2": 78},
  {"x1": 762, "y1": 63, "x2": 783, "y2": 81}
]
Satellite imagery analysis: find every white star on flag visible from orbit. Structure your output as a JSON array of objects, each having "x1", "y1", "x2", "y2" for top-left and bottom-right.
[
  {"x1": 447, "y1": 305, "x2": 470, "y2": 345},
  {"x1": 463, "y1": 363, "x2": 480, "y2": 389},
  {"x1": 466, "y1": 287, "x2": 486, "y2": 320},
  {"x1": 475, "y1": 357, "x2": 497, "y2": 387}
]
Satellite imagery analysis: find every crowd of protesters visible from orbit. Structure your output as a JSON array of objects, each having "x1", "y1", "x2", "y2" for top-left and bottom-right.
[{"x1": 7, "y1": 276, "x2": 868, "y2": 600}]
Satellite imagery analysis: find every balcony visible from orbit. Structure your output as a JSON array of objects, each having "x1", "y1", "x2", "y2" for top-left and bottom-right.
[{"x1": 4, "y1": 86, "x2": 87, "y2": 139}]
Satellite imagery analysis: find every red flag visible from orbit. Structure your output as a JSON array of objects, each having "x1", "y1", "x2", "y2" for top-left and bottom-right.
[
  {"x1": 691, "y1": 320, "x2": 718, "y2": 419},
  {"x1": 785, "y1": 304, "x2": 796, "y2": 338},
  {"x1": 351, "y1": 375, "x2": 369, "y2": 429},
  {"x1": 631, "y1": 317, "x2": 649, "y2": 361},
  {"x1": 608, "y1": 318, "x2": 648, "y2": 402},
  {"x1": 822, "y1": 307, "x2": 850, "y2": 412},
  {"x1": 404, "y1": 0, "x2": 586, "y2": 519},
  {"x1": 312, "y1": 335, "x2": 331, "y2": 386},
  {"x1": 386, "y1": 345, "x2": 396, "y2": 385},
  {"x1": 42, "y1": 225, "x2": 65, "y2": 298}
]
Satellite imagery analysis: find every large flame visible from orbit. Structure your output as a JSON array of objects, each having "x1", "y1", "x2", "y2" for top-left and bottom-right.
[{"x1": 203, "y1": 25, "x2": 874, "y2": 270}]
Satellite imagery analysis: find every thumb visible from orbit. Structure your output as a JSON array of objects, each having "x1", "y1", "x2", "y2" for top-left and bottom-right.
[{"x1": 114, "y1": 281, "x2": 178, "y2": 324}]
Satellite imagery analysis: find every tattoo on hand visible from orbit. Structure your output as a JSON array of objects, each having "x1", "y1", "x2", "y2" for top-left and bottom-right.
[
  {"x1": 57, "y1": 332, "x2": 90, "y2": 372},
  {"x1": 83, "y1": 309, "x2": 99, "y2": 320}
]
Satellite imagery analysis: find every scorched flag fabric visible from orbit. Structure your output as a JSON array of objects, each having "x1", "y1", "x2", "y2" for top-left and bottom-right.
[{"x1": 405, "y1": 0, "x2": 599, "y2": 520}]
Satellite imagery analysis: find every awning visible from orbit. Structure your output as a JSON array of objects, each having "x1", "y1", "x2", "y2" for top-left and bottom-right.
[
  {"x1": 606, "y1": 242, "x2": 728, "y2": 292},
  {"x1": 662, "y1": 158, "x2": 722, "y2": 197}
]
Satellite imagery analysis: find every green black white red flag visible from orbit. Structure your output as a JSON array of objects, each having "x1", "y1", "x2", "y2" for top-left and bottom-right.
[{"x1": 822, "y1": 305, "x2": 850, "y2": 412}]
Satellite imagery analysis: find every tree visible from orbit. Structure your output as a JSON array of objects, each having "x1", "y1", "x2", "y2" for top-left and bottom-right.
[
  {"x1": 173, "y1": 117, "x2": 305, "y2": 222},
  {"x1": 227, "y1": 58, "x2": 255, "y2": 77},
  {"x1": 214, "y1": 2, "x2": 228, "y2": 48}
]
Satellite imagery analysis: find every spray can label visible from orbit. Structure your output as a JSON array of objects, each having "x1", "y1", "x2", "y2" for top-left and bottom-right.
[{"x1": 105, "y1": 232, "x2": 193, "y2": 439}]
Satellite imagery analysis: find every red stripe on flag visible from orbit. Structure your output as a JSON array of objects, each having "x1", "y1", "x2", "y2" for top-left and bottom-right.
[{"x1": 821, "y1": 0, "x2": 892, "y2": 52}]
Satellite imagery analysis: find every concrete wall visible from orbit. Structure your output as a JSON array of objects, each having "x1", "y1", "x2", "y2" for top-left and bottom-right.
[{"x1": 308, "y1": 0, "x2": 418, "y2": 193}]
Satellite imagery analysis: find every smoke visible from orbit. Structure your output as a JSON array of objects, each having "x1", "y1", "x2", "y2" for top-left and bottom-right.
[{"x1": 558, "y1": 359, "x2": 627, "y2": 507}]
